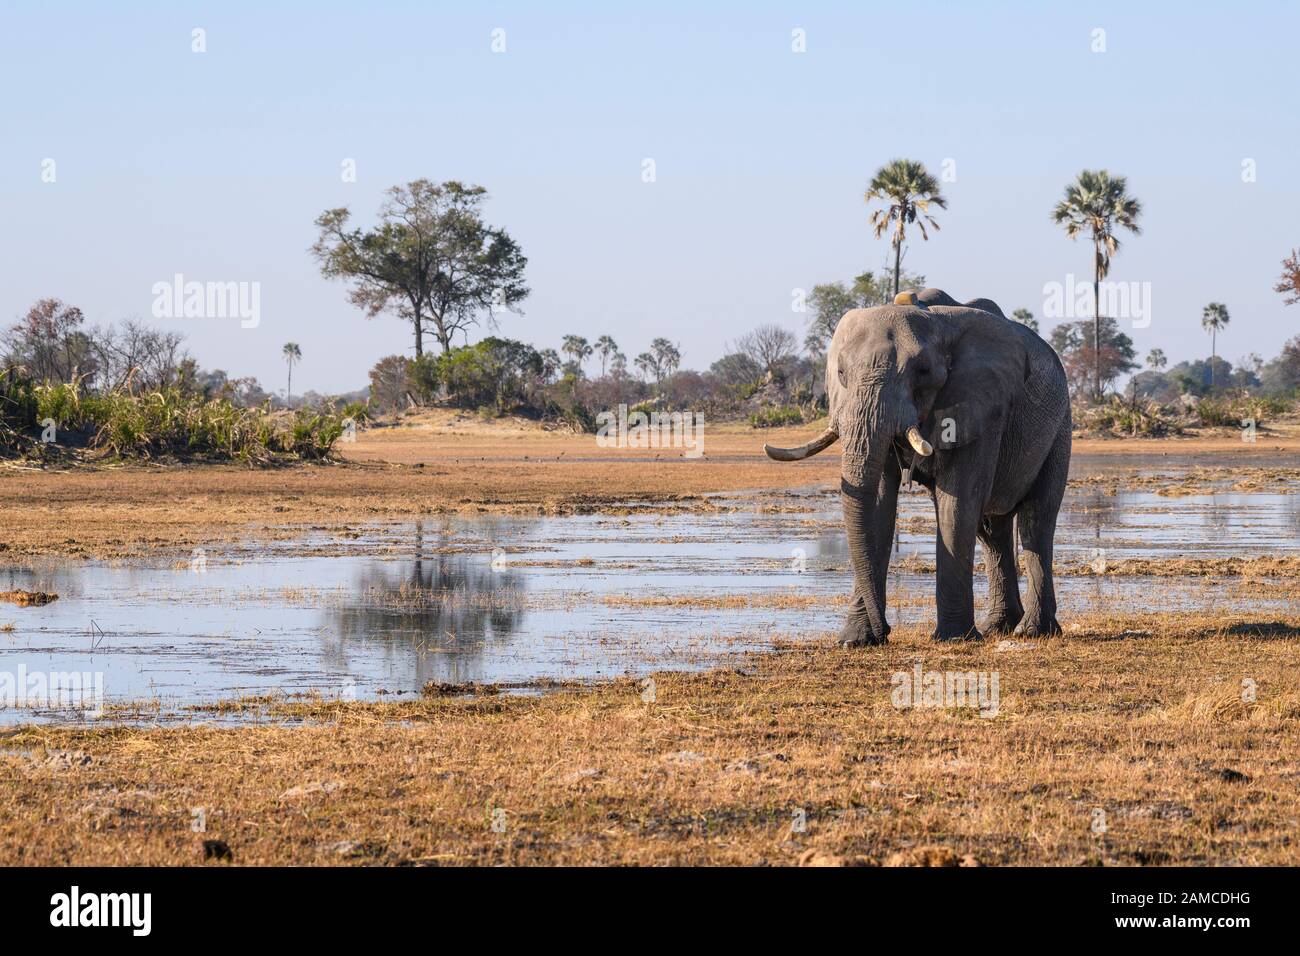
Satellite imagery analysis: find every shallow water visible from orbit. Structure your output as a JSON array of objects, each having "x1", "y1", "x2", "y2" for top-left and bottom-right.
[{"x1": 1, "y1": 477, "x2": 1296, "y2": 724}]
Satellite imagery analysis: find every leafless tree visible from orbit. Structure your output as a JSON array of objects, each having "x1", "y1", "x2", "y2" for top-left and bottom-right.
[{"x1": 737, "y1": 324, "x2": 798, "y2": 379}]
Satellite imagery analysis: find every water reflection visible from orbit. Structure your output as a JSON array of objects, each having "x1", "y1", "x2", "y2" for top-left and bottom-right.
[
  {"x1": 330, "y1": 524, "x2": 525, "y2": 649},
  {"x1": 0, "y1": 479, "x2": 1296, "y2": 724}
]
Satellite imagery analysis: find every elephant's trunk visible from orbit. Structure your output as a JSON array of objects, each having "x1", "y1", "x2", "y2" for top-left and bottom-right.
[
  {"x1": 837, "y1": 368, "x2": 921, "y2": 642},
  {"x1": 840, "y1": 429, "x2": 894, "y2": 637}
]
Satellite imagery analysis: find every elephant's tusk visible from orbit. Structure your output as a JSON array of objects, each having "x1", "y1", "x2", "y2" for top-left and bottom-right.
[
  {"x1": 906, "y1": 426, "x2": 933, "y2": 457},
  {"x1": 763, "y1": 428, "x2": 839, "y2": 462}
]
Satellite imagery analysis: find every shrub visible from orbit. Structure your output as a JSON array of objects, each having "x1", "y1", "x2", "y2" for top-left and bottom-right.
[
  {"x1": 749, "y1": 405, "x2": 805, "y2": 428},
  {"x1": 0, "y1": 367, "x2": 40, "y2": 453},
  {"x1": 25, "y1": 379, "x2": 348, "y2": 462},
  {"x1": 368, "y1": 355, "x2": 413, "y2": 412},
  {"x1": 1074, "y1": 397, "x2": 1180, "y2": 437},
  {"x1": 1196, "y1": 393, "x2": 1278, "y2": 429},
  {"x1": 281, "y1": 408, "x2": 345, "y2": 459},
  {"x1": 413, "y1": 338, "x2": 543, "y2": 412},
  {"x1": 538, "y1": 391, "x2": 598, "y2": 432}
]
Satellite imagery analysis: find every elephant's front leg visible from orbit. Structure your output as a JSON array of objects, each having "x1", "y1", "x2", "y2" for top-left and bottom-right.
[
  {"x1": 838, "y1": 455, "x2": 901, "y2": 646},
  {"x1": 933, "y1": 487, "x2": 984, "y2": 641}
]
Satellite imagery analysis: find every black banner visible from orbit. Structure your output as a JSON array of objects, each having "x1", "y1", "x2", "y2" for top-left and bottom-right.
[{"x1": 0, "y1": 866, "x2": 1279, "y2": 941}]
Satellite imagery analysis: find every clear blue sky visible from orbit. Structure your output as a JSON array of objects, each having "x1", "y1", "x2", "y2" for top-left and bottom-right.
[{"x1": 2, "y1": 1, "x2": 1297, "y2": 394}]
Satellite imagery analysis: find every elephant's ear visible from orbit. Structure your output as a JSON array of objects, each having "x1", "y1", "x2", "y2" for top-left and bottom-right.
[
  {"x1": 927, "y1": 309, "x2": 1027, "y2": 450},
  {"x1": 929, "y1": 401, "x2": 982, "y2": 449},
  {"x1": 1020, "y1": 333, "x2": 1072, "y2": 419}
]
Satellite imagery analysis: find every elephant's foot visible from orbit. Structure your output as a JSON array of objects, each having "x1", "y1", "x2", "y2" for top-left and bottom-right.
[
  {"x1": 978, "y1": 608, "x2": 1023, "y2": 636},
  {"x1": 932, "y1": 623, "x2": 983, "y2": 643},
  {"x1": 838, "y1": 615, "x2": 889, "y2": 648},
  {"x1": 1013, "y1": 614, "x2": 1062, "y2": 638}
]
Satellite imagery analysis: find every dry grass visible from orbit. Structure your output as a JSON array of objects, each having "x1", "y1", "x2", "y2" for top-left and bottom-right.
[
  {"x1": 1075, "y1": 556, "x2": 1300, "y2": 578},
  {"x1": 0, "y1": 589, "x2": 58, "y2": 606},
  {"x1": 2, "y1": 611, "x2": 1297, "y2": 866}
]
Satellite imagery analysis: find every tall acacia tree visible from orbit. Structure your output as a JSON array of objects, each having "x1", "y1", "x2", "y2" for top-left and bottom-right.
[
  {"x1": 1051, "y1": 170, "x2": 1143, "y2": 402},
  {"x1": 864, "y1": 159, "x2": 947, "y2": 297},
  {"x1": 1201, "y1": 302, "x2": 1230, "y2": 391},
  {"x1": 312, "y1": 180, "x2": 528, "y2": 358},
  {"x1": 282, "y1": 342, "x2": 301, "y2": 405}
]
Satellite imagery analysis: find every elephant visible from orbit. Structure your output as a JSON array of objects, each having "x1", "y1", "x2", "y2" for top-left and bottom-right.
[{"x1": 765, "y1": 288, "x2": 1072, "y2": 645}]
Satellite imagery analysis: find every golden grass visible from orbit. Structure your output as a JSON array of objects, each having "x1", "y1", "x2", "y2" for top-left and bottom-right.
[
  {"x1": 1076, "y1": 556, "x2": 1300, "y2": 578},
  {"x1": 0, "y1": 589, "x2": 58, "y2": 606},
  {"x1": 2, "y1": 611, "x2": 1297, "y2": 866}
]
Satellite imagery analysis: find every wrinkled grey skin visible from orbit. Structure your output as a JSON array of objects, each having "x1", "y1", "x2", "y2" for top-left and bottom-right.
[{"x1": 780, "y1": 288, "x2": 1071, "y2": 645}]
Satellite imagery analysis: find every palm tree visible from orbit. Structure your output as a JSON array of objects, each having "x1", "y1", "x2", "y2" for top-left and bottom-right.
[
  {"x1": 864, "y1": 159, "x2": 947, "y2": 298},
  {"x1": 1201, "y1": 302, "x2": 1230, "y2": 391},
  {"x1": 282, "y1": 342, "x2": 302, "y2": 405},
  {"x1": 561, "y1": 335, "x2": 592, "y2": 375},
  {"x1": 1051, "y1": 170, "x2": 1143, "y2": 402},
  {"x1": 1146, "y1": 348, "x2": 1167, "y2": 371},
  {"x1": 538, "y1": 348, "x2": 561, "y2": 383},
  {"x1": 594, "y1": 335, "x2": 618, "y2": 377},
  {"x1": 650, "y1": 338, "x2": 681, "y2": 378},
  {"x1": 634, "y1": 352, "x2": 656, "y2": 386}
]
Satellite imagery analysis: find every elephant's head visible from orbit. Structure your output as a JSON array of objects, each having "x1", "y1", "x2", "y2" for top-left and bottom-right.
[{"x1": 765, "y1": 291, "x2": 949, "y2": 491}]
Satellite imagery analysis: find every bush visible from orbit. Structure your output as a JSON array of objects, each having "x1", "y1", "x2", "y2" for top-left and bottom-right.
[
  {"x1": 25, "y1": 379, "x2": 348, "y2": 462},
  {"x1": 749, "y1": 405, "x2": 805, "y2": 428},
  {"x1": 1196, "y1": 393, "x2": 1281, "y2": 429},
  {"x1": 1074, "y1": 397, "x2": 1180, "y2": 437},
  {"x1": 407, "y1": 353, "x2": 440, "y2": 402},
  {"x1": 282, "y1": 408, "x2": 345, "y2": 459},
  {"x1": 0, "y1": 367, "x2": 40, "y2": 453},
  {"x1": 537, "y1": 391, "x2": 598, "y2": 432},
  {"x1": 412, "y1": 338, "x2": 543, "y2": 412},
  {"x1": 368, "y1": 355, "x2": 413, "y2": 412},
  {"x1": 1195, "y1": 397, "x2": 1239, "y2": 428}
]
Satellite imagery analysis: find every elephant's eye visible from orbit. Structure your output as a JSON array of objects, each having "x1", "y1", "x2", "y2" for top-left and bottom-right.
[
  {"x1": 837, "y1": 361, "x2": 847, "y2": 386},
  {"x1": 916, "y1": 363, "x2": 931, "y2": 377}
]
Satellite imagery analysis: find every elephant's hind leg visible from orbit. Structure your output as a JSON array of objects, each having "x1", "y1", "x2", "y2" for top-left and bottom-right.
[
  {"x1": 977, "y1": 514, "x2": 1024, "y2": 635},
  {"x1": 1014, "y1": 423, "x2": 1070, "y2": 637}
]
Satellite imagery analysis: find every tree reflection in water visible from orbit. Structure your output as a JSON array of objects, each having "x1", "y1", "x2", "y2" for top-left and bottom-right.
[{"x1": 327, "y1": 522, "x2": 526, "y2": 680}]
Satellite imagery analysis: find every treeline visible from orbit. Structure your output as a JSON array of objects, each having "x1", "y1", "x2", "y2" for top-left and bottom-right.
[
  {"x1": 1, "y1": 299, "x2": 357, "y2": 461},
  {"x1": 366, "y1": 333, "x2": 825, "y2": 430},
  {"x1": 3, "y1": 298, "x2": 359, "y2": 410},
  {"x1": 1045, "y1": 314, "x2": 1300, "y2": 401},
  {"x1": 366, "y1": 258, "x2": 1298, "y2": 436}
]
